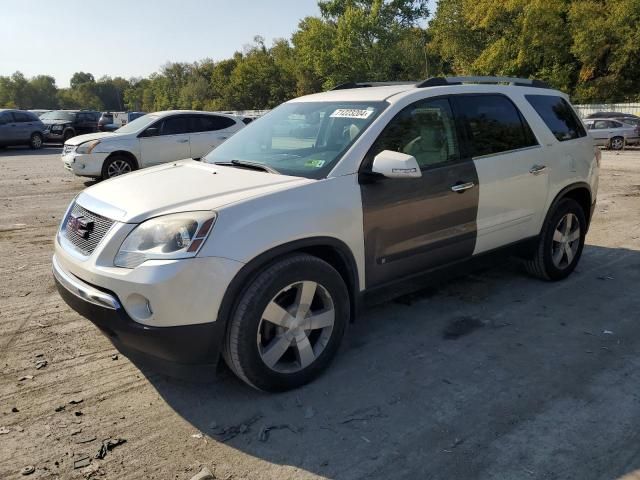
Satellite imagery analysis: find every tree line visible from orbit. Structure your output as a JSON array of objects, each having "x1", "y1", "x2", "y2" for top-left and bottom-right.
[{"x1": 1, "y1": 0, "x2": 638, "y2": 112}]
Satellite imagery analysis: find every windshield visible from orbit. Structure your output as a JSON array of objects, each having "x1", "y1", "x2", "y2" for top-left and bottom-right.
[
  {"x1": 40, "y1": 111, "x2": 76, "y2": 121},
  {"x1": 203, "y1": 101, "x2": 387, "y2": 178},
  {"x1": 115, "y1": 114, "x2": 159, "y2": 134}
]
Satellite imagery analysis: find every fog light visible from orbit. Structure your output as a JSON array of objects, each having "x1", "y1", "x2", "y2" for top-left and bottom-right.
[{"x1": 125, "y1": 294, "x2": 153, "y2": 321}]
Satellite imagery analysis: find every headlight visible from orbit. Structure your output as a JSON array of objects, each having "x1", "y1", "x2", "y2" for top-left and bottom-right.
[
  {"x1": 76, "y1": 140, "x2": 101, "y2": 154},
  {"x1": 114, "y1": 212, "x2": 216, "y2": 268}
]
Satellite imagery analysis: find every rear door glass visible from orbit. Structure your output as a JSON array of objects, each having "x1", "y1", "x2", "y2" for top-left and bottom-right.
[{"x1": 452, "y1": 94, "x2": 537, "y2": 157}]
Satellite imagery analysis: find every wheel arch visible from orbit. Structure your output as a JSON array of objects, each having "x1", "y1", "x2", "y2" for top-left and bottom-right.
[
  {"x1": 105, "y1": 150, "x2": 139, "y2": 170},
  {"x1": 217, "y1": 237, "x2": 361, "y2": 338},
  {"x1": 545, "y1": 182, "x2": 593, "y2": 232}
]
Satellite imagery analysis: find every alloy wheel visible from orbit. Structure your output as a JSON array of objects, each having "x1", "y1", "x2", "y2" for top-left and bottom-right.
[
  {"x1": 611, "y1": 137, "x2": 624, "y2": 150},
  {"x1": 551, "y1": 212, "x2": 580, "y2": 269},
  {"x1": 106, "y1": 159, "x2": 131, "y2": 178},
  {"x1": 257, "y1": 281, "x2": 335, "y2": 373}
]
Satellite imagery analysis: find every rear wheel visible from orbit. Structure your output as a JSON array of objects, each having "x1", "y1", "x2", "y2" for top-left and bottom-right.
[
  {"x1": 29, "y1": 132, "x2": 43, "y2": 149},
  {"x1": 101, "y1": 155, "x2": 134, "y2": 179},
  {"x1": 524, "y1": 198, "x2": 586, "y2": 281},
  {"x1": 223, "y1": 254, "x2": 349, "y2": 391},
  {"x1": 609, "y1": 136, "x2": 625, "y2": 150}
]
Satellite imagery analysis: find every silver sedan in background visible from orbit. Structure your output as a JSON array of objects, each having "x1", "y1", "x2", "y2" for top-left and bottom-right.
[{"x1": 585, "y1": 118, "x2": 640, "y2": 149}]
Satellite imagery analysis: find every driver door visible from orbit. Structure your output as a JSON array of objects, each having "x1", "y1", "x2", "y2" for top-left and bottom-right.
[
  {"x1": 359, "y1": 97, "x2": 479, "y2": 289},
  {"x1": 140, "y1": 115, "x2": 191, "y2": 167}
]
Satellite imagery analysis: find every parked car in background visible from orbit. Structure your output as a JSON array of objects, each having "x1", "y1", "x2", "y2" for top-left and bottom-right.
[
  {"x1": 97, "y1": 112, "x2": 114, "y2": 132},
  {"x1": 584, "y1": 118, "x2": 640, "y2": 149},
  {"x1": 610, "y1": 116, "x2": 640, "y2": 128},
  {"x1": 585, "y1": 112, "x2": 640, "y2": 120},
  {"x1": 61, "y1": 110, "x2": 245, "y2": 179},
  {"x1": 52, "y1": 77, "x2": 599, "y2": 391},
  {"x1": 41, "y1": 110, "x2": 101, "y2": 143},
  {"x1": 29, "y1": 109, "x2": 52, "y2": 117},
  {"x1": 0, "y1": 109, "x2": 45, "y2": 149},
  {"x1": 113, "y1": 111, "x2": 145, "y2": 128}
]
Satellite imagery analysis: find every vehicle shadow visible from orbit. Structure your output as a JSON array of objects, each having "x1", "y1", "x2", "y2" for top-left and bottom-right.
[
  {"x1": 0, "y1": 145, "x2": 61, "y2": 157},
  {"x1": 136, "y1": 243, "x2": 640, "y2": 479}
]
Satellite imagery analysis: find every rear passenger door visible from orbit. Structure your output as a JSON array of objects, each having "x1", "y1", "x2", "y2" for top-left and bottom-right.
[
  {"x1": 359, "y1": 97, "x2": 479, "y2": 288},
  {"x1": 11, "y1": 111, "x2": 34, "y2": 141},
  {"x1": 0, "y1": 112, "x2": 17, "y2": 143},
  {"x1": 188, "y1": 115, "x2": 239, "y2": 159},
  {"x1": 452, "y1": 94, "x2": 548, "y2": 254}
]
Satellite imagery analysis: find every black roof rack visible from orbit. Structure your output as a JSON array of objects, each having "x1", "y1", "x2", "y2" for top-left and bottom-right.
[
  {"x1": 330, "y1": 76, "x2": 551, "y2": 91},
  {"x1": 331, "y1": 81, "x2": 417, "y2": 90},
  {"x1": 416, "y1": 76, "x2": 551, "y2": 89}
]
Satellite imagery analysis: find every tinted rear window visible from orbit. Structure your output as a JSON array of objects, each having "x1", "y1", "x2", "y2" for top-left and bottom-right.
[
  {"x1": 525, "y1": 95, "x2": 586, "y2": 142},
  {"x1": 453, "y1": 94, "x2": 538, "y2": 157}
]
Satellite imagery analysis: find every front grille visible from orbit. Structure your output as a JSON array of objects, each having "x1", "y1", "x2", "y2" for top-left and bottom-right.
[
  {"x1": 63, "y1": 144, "x2": 75, "y2": 154},
  {"x1": 63, "y1": 203, "x2": 114, "y2": 256}
]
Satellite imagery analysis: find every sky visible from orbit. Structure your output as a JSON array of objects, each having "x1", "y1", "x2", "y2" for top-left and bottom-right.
[
  {"x1": 1, "y1": 0, "x2": 437, "y2": 88},
  {"x1": 0, "y1": 0, "x2": 320, "y2": 87}
]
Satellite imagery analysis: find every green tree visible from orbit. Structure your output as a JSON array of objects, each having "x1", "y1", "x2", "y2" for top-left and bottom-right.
[{"x1": 69, "y1": 72, "x2": 95, "y2": 89}]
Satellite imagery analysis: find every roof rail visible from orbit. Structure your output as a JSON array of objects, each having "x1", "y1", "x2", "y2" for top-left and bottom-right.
[
  {"x1": 416, "y1": 76, "x2": 551, "y2": 89},
  {"x1": 331, "y1": 81, "x2": 416, "y2": 90}
]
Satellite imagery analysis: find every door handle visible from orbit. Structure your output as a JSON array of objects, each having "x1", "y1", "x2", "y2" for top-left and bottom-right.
[
  {"x1": 451, "y1": 182, "x2": 475, "y2": 193},
  {"x1": 529, "y1": 164, "x2": 547, "y2": 175},
  {"x1": 177, "y1": 139, "x2": 189, "y2": 143}
]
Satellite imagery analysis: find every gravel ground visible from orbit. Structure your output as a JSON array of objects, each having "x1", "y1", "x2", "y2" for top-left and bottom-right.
[{"x1": 1, "y1": 146, "x2": 640, "y2": 480}]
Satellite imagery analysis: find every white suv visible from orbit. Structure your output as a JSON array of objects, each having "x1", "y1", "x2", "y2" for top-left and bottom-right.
[
  {"x1": 61, "y1": 110, "x2": 245, "y2": 179},
  {"x1": 53, "y1": 77, "x2": 599, "y2": 391}
]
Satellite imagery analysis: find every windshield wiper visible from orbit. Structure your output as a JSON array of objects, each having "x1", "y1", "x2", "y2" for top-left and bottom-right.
[{"x1": 214, "y1": 160, "x2": 280, "y2": 174}]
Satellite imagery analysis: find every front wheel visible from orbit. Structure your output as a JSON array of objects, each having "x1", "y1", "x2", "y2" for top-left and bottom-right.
[
  {"x1": 524, "y1": 198, "x2": 586, "y2": 281},
  {"x1": 223, "y1": 254, "x2": 349, "y2": 391},
  {"x1": 101, "y1": 155, "x2": 134, "y2": 179},
  {"x1": 62, "y1": 130, "x2": 74, "y2": 143}
]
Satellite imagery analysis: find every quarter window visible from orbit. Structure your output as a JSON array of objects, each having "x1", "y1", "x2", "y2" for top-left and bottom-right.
[
  {"x1": 368, "y1": 98, "x2": 460, "y2": 169},
  {"x1": 525, "y1": 95, "x2": 586, "y2": 141},
  {"x1": 453, "y1": 94, "x2": 537, "y2": 157}
]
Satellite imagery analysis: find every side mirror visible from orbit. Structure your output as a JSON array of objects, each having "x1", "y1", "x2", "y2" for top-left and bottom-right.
[
  {"x1": 371, "y1": 150, "x2": 422, "y2": 179},
  {"x1": 143, "y1": 127, "x2": 159, "y2": 137}
]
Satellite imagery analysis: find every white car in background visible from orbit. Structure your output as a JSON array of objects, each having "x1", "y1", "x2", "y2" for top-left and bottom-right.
[
  {"x1": 584, "y1": 118, "x2": 640, "y2": 150},
  {"x1": 61, "y1": 111, "x2": 245, "y2": 179}
]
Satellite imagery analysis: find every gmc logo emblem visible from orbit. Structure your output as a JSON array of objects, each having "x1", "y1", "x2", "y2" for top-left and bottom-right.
[{"x1": 68, "y1": 215, "x2": 94, "y2": 239}]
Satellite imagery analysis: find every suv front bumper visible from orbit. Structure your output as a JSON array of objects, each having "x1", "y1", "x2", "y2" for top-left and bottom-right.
[{"x1": 52, "y1": 254, "x2": 229, "y2": 372}]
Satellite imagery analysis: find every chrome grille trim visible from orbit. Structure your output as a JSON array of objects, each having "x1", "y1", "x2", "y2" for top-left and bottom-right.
[
  {"x1": 62, "y1": 203, "x2": 114, "y2": 256},
  {"x1": 63, "y1": 144, "x2": 76, "y2": 154}
]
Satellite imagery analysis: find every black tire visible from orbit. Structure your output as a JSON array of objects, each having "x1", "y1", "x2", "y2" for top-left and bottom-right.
[
  {"x1": 609, "y1": 136, "x2": 625, "y2": 150},
  {"x1": 524, "y1": 198, "x2": 586, "y2": 281},
  {"x1": 29, "y1": 132, "x2": 43, "y2": 150},
  {"x1": 223, "y1": 254, "x2": 349, "y2": 391},
  {"x1": 101, "y1": 155, "x2": 135, "y2": 179},
  {"x1": 62, "y1": 130, "x2": 74, "y2": 143}
]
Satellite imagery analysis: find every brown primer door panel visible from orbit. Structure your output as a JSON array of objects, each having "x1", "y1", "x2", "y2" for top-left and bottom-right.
[{"x1": 359, "y1": 97, "x2": 479, "y2": 289}]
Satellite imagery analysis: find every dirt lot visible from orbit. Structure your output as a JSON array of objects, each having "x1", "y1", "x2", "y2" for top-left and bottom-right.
[{"x1": 1, "y1": 146, "x2": 640, "y2": 480}]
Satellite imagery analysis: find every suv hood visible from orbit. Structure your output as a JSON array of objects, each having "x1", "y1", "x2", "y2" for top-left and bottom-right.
[
  {"x1": 76, "y1": 160, "x2": 312, "y2": 223},
  {"x1": 66, "y1": 132, "x2": 116, "y2": 145}
]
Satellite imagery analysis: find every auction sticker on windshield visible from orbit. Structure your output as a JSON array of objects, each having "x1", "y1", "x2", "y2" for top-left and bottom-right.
[{"x1": 330, "y1": 108, "x2": 374, "y2": 119}]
